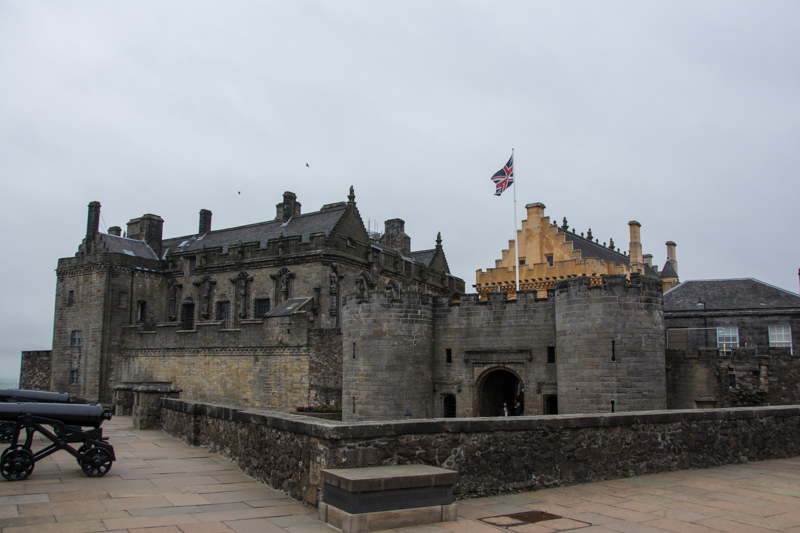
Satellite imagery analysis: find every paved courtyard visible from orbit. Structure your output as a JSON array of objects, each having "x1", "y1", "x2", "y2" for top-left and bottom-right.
[{"x1": 1, "y1": 415, "x2": 800, "y2": 533}]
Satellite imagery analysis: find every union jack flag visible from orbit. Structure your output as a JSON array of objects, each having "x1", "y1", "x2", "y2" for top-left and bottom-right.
[{"x1": 491, "y1": 154, "x2": 514, "y2": 196}]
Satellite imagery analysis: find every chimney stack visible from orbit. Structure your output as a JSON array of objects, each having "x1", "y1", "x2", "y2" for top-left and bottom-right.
[
  {"x1": 126, "y1": 214, "x2": 164, "y2": 258},
  {"x1": 199, "y1": 209, "x2": 212, "y2": 235},
  {"x1": 665, "y1": 241, "x2": 678, "y2": 276},
  {"x1": 628, "y1": 221, "x2": 643, "y2": 274},
  {"x1": 108, "y1": 226, "x2": 121, "y2": 236},
  {"x1": 276, "y1": 191, "x2": 301, "y2": 222},
  {"x1": 86, "y1": 201, "x2": 101, "y2": 254}
]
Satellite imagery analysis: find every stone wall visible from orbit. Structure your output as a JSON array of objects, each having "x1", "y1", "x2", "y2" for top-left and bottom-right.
[
  {"x1": 432, "y1": 291, "x2": 557, "y2": 417},
  {"x1": 555, "y1": 274, "x2": 666, "y2": 414},
  {"x1": 666, "y1": 346, "x2": 800, "y2": 409},
  {"x1": 20, "y1": 350, "x2": 52, "y2": 390},
  {"x1": 121, "y1": 312, "x2": 313, "y2": 409},
  {"x1": 161, "y1": 398, "x2": 800, "y2": 506},
  {"x1": 341, "y1": 292, "x2": 435, "y2": 421}
]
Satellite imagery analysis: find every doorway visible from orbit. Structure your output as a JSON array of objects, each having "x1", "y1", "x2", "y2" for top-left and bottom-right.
[{"x1": 479, "y1": 368, "x2": 521, "y2": 417}]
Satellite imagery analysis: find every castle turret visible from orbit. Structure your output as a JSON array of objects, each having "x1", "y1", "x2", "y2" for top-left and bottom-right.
[
  {"x1": 555, "y1": 275, "x2": 666, "y2": 414},
  {"x1": 341, "y1": 292, "x2": 434, "y2": 421}
]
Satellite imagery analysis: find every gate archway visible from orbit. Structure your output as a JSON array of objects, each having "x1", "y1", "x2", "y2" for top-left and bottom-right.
[{"x1": 477, "y1": 368, "x2": 522, "y2": 417}]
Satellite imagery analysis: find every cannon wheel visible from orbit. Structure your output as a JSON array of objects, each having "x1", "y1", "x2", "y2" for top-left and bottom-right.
[
  {"x1": 1, "y1": 446, "x2": 35, "y2": 481},
  {"x1": 80, "y1": 447, "x2": 113, "y2": 477},
  {"x1": 0, "y1": 422, "x2": 15, "y2": 444}
]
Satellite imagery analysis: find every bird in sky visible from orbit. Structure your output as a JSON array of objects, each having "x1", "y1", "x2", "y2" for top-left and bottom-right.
[
  {"x1": 306, "y1": 163, "x2": 310, "y2": 167},
  {"x1": 238, "y1": 191, "x2": 241, "y2": 195}
]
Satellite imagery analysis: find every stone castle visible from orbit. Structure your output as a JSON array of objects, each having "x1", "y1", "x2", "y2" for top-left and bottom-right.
[
  {"x1": 30, "y1": 189, "x2": 799, "y2": 421},
  {"x1": 37, "y1": 189, "x2": 680, "y2": 422}
]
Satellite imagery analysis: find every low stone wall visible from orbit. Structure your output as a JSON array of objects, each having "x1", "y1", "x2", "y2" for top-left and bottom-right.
[
  {"x1": 20, "y1": 350, "x2": 52, "y2": 390},
  {"x1": 161, "y1": 399, "x2": 800, "y2": 506}
]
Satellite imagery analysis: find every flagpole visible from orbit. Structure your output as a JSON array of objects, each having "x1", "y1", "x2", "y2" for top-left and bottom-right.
[{"x1": 512, "y1": 147, "x2": 519, "y2": 296}]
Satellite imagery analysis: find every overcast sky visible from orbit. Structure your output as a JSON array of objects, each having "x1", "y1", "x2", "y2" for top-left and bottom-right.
[{"x1": 1, "y1": 1, "x2": 798, "y2": 383}]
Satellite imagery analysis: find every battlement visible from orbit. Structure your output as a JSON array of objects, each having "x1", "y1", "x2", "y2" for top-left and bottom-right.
[{"x1": 555, "y1": 273, "x2": 664, "y2": 299}]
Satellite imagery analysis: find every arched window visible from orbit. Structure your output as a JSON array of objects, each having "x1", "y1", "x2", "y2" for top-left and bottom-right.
[{"x1": 443, "y1": 395, "x2": 456, "y2": 418}]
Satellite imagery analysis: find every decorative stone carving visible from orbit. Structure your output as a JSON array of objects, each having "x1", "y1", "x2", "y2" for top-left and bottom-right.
[
  {"x1": 193, "y1": 275, "x2": 216, "y2": 319},
  {"x1": 230, "y1": 271, "x2": 253, "y2": 318},
  {"x1": 270, "y1": 267, "x2": 294, "y2": 304},
  {"x1": 166, "y1": 278, "x2": 182, "y2": 322}
]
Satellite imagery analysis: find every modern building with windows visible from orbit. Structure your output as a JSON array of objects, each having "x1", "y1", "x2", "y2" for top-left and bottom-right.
[{"x1": 663, "y1": 278, "x2": 800, "y2": 408}]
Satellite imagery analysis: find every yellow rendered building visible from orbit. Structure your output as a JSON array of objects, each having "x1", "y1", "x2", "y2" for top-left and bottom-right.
[{"x1": 475, "y1": 203, "x2": 679, "y2": 299}]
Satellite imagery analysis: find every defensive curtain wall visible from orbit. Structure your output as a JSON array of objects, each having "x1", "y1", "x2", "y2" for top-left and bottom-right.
[
  {"x1": 341, "y1": 274, "x2": 666, "y2": 421},
  {"x1": 161, "y1": 398, "x2": 800, "y2": 506}
]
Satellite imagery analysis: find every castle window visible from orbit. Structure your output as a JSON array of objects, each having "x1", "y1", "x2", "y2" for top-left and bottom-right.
[
  {"x1": 717, "y1": 326, "x2": 739, "y2": 355},
  {"x1": 769, "y1": 325, "x2": 793, "y2": 355},
  {"x1": 136, "y1": 301, "x2": 147, "y2": 323},
  {"x1": 443, "y1": 395, "x2": 456, "y2": 418},
  {"x1": 119, "y1": 292, "x2": 128, "y2": 309},
  {"x1": 180, "y1": 302, "x2": 195, "y2": 330},
  {"x1": 216, "y1": 301, "x2": 231, "y2": 329},
  {"x1": 546, "y1": 255, "x2": 554, "y2": 267},
  {"x1": 70, "y1": 369, "x2": 78, "y2": 385},
  {"x1": 446, "y1": 348, "x2": 452, "y2": 363},
  {"x1": 188, "y1": 257, "x2": 196, "y2": 276},
  {"x1": 254, "y1": 297, "x2": 270, "y2": 318},
  {"x1": 67, "y1": 290, "x2": 74, "y2": 307},
  {"x1": 547, "y1": 346, "x2": 556, "y2": 364},
  {"x1": 70, "y1": 330, "x2": 82, "y2": 348},
  {"x1": 519, "y1": 258, "x2": 525, "y2": 266}
]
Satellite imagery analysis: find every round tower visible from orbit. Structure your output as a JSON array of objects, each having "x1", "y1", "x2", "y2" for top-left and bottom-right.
[
  {"x1": 555, "y1": 275, "x2": 666, "y2": 414},
  {"x1": 341, "y1": 291, "x2": 434, "y2": 422}
]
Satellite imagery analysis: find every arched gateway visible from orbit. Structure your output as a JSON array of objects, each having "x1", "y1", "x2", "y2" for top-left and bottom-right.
[{"x1": 477, "y1": 368, "x2": 522, "y2": 417}]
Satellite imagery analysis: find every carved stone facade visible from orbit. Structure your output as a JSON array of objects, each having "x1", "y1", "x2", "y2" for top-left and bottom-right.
[{"x1": 45, "y1": 189, "x2": 463, "y2": 407}]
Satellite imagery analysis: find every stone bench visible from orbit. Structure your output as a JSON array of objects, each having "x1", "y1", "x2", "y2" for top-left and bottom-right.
[{"x1": 318, "y1": 465, "x2": 458, "y2": 533}]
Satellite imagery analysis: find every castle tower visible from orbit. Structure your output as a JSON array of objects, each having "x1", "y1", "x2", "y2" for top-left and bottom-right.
[
  {"x1": 555, "y1": 275, "x2": 666, "y2": 414},
  {"x1": 341, "y1": 292, "x2": 434, "y2": 421}
]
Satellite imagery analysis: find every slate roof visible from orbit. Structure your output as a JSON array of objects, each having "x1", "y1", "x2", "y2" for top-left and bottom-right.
[
  {"x1": 99, "y1": 234, "x2": 159, "y2": 260},
  {"x1": 664, "y1": 279, "x2": 800, "y2": 312},
  {"x1": 558, "y1": 229, "x2": 665, "y2": 278},
  {"x1": 161, "y1": 207, "x2": 347, "y2": 255},
  {"x1": 660, "y1": 260, "x2": 678, "y2": 278},
  {"x1": 561, "y1": 230, "x2": 629, "y2": 266},
  {"x1": 409, "y1": 249, "x2": 436, "y2": 267}
]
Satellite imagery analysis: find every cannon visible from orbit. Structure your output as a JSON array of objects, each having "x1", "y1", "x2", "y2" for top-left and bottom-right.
[
  {"x1": 0, "y1": 403, "x2": 114, "y2": 481},
  {"x1": 0, "y1": 389, "x2": 73, "y2": 404},
  {"x1": 0, "y1": 391, "x2": 74, "y2": 443}
]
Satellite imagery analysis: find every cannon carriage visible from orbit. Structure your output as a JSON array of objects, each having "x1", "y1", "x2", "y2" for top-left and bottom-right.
[
  {"x1": 0, "y1": 402, "x2": 115, "y2": 481},
  {"x1": 0, "y1": 389, "x2": 75, "y2": 442}
]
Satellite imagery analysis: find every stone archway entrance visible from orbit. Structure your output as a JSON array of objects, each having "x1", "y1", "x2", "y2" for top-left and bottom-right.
[{"x1": 478, "y1": 368, "x2": 521, "y2": 417}]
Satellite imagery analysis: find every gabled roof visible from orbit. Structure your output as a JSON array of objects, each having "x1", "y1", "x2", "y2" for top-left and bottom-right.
[
  {"x1": 409, "y1": 249, "x2": 436, "y2": 267},
  {"x1": 664, "y1": 278, "x2": 800, "y2": 311},
  {"x1": 161, "y1": 206, "x2": 347, "y2": 255},
  {"x1": 99, "y1": 234, "x2": 159, "y2": 260}
]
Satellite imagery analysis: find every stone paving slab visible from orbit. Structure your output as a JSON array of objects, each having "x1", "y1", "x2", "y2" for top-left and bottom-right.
[{"x1": 2, "y1": 416, "x2": 800, "y2": 532}]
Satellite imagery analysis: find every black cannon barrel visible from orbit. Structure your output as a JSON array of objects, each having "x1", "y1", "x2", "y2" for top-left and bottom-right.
[
  {"x1": 0, "y1": 389, "x2": 72, "y2": 403},
  {"x1": 0, "y1": 403, "x2": 112, "y2": 427}
]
